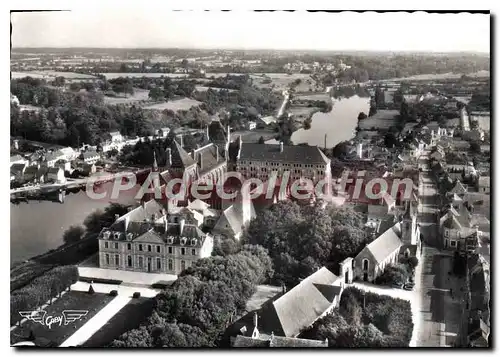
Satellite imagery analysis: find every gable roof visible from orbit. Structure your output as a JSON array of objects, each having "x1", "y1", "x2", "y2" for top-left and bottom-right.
[
  {"x1": 270, "y1": 267, "x2": 341, "y2": 337},
  {"x1": 169, "y1": 140, "x2": 196, "y2": 168},
  {"x1": 360, "y1": 222, "x2": 402, "y2": 264},
  {"x1": 238, "y1": 143, "x2": 329, "y2": 165},
  {"x1": 449, "y1": 180, "x2": 467, "y2": 195}
]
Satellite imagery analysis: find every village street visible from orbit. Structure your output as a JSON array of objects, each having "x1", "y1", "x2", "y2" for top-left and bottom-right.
[{"x1": 413, "y1": 151, "x2": 463, "y2": 347}]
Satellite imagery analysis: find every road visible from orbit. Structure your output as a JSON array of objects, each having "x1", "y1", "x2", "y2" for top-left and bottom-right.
[{"x1": 413, "y1": 151, "x2": 465, "y2": 347}]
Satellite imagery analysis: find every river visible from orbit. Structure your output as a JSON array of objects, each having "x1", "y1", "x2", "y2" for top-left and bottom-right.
[
  {"x1": 10, "y1": 182, "x2": 136, "y2": 264},
  {"x1": 267, "y1": 95, "x2": 370, "y2": 147}
]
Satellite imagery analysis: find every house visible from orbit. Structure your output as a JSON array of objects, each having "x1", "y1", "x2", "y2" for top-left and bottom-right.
[
  {"x1": 46, "y1": 167, "x2": 66, "y2": 183},
  {"x1": 440, "y1": 204, "x2": 490, "y2": 250},
  {"x1": 59, "y1": 147, "x2": 78, "y2": 161},
  {"x1": 462, "y1": 128, "x2": 485, "y2": 142},
  {"x1": 10, "y1": 163, "x2": 26, "y2": 181},
  {"x1": 81, "y1": 151, "x2": 101, "y2": 165},
  {"x1": 477, "y1": 176, "x2": 490, "y2": 194},
  {"x1": 98, "y1": 199, "x2": 214, "y2": 275},
  {"x1": 246, "y1": 121, "x2": 257, "y2": 130},
  {"x1": 354, "y1": 222, "x2": 402, "y2": 282},
  {"x1": 55, "y1": 159, "x2": 71, "y2": 172},
  {"x1": 429, "y1": 146, "x2": 445, "y2": 161},
  {"x1": 258, "y1": 116, "x2": 277, "y2": 126},
  {"x1": 23, "y1": 165, "x2": 47, "y2": 184},
  {"x1": 156, "y1": 127, "x2": 170, "y2": 138},
  {"x1": 232, "y1": 330, "x2": 328, "y2": 348},
  {"x1": 109, "y1": 131, "x2": 123, "y2": 142},
  {"x1": 212, "y1": 188, "x2": 256, "y2": 240},
  {"x1": 228, "y1": 267, "x2": 346, "y2": 341},
  {"x1": 45, "y1": 150, "x2": 66, "y2": 167},
  {"x1": 76, "y1": 163, "x2": 96, "y2": 176},
  {"x1": 10, "y1": 154, "x2": 28, "y2": 167}
]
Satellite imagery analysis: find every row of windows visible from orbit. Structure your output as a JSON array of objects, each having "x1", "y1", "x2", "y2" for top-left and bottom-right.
[
  {"x1": 104, "y1": 254, "x2": 188, "y2": 271},
  {"x1": 103, "y1": 242, "x2": 197, "y2": 256},
  {"x1": 239, "y1": 161, "x2": 325, "y2": 169}
]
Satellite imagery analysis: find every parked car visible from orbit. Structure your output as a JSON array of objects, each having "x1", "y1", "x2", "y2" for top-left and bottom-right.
[
  {"x1": 404, "y1": 283, "x2": 414, "y2": 290},
  {"x1": 391, "y1": 282, "x2": 404, "y2": 289}
]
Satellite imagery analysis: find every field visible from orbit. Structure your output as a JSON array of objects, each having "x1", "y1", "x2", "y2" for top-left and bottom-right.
[
  {"x1": 378, "y1": 70, "x2": 490, "y2": 82},
  {"x1": 195, "y1": 85, "x2": 236, "y2": 92},
  {"x1": 294, "y1": 92, "x2": 331, "y2": 102},
  {"x1": 142, "y1": 97, "x2": 202, "y2": 111},
  {"x1": 11, "y1": 291, "x2": 114, "y2": 346},
  {"x1": 10, "y1": 261, "x2": 55, "y2": 292},
  {"x1": 288, "y1": 106, "x2": 320, "y2": 121},
  {"x1": 103, "y1": 88, "x2": 150, "y2": 105},
  {"x1": 232, "y1": 128, "x2": 277, "y2": 144},
  {"x1": 82, "y1": 298, "x2": 155, "y2": 347},
  {"x1": 250, "y1": 73, "x2": 320, "y2": 92},
  {"x1": 11, "y1": 71, "x2": 97, "y2": 80},
  {"x1": 358, "y1": 110, "x2": 399, "y2": 130}
]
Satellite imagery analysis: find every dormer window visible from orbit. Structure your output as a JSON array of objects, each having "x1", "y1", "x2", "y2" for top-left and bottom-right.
[
  {"x1": 191, "y1": 239, "x2": 197, "y2": 246},
  {"x1": 103, "y1": 231, "x2": 111, "y2": 240},
  {"x1": 114, "y1": 233, "x2": 120, "y2": 240},
  {"x1": 180, "y1": 237, "x2": 187, "y2": 246},
  {"x1": 167, "y1": 237, "x2": 174, "y2": 244},
  {"x1": 127, "y1": 233, "x2": 133, "y2": 241}
]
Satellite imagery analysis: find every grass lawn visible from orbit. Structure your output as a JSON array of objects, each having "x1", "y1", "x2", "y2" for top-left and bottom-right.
[
  {"x1": 143, "y1": 98, "x2": 202, "y2": 111},
  {"x1": 11, "y1": 291, "x2": 114, "y2": 346},
  {"x1": 82, "y1": 297, "x2": 155, "y2": 347}
]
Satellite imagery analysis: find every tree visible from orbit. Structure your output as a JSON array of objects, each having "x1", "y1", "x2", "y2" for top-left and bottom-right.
[
  {"x1": 258, "y1": 136, "x2": 265, "y2": 144},
  {"x1": 339, "y1": 292, "x2": 363, "y2": 326},
  {"x1": 148, "y1": 87, "x2": 164, "y2": 101},
  {"x1": 470, "y1": 142, "x2": 481, "y2": 154},
  {"x1": 376, "y1": 264, "x2": 409, "y2": 285},
  {"x1": 62, "y1": 225, "x2": 85, "y2": 245},
  {"x1": 332, "y1": 141, "x2": 350, "y2": 159},
  {"x1": 407, "y1": 256, "x2": 419, "y2": 271},
  {"x1": 358, "y1": 112, "x2": 368, "y2": 120}
]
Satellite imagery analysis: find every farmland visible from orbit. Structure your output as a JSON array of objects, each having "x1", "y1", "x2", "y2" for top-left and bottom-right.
[
  {"x1": 142, "y1": 97, "x2": 202, "y2": 111},
  {"x1": 11, "y1": 71, "x2": 97, "y2": 80},
  {"x1": 293, "y1": 92, "x2": 331, "y2": 102},
  {"x1": 358, "y1": 109, "x2": 399, "y2": 130},
  {"x1": 103, "y1": 88, "x2": 150, "y2": 105},
  {"x1": 377, "y1": 70, "x2": 490, "y2": 82},
  {"x1": 250, "y1": 73, "x2": 320, "y2": 92},
  {"x1": 195, "y1": 85, "x2": 236, "y2": 92},
  {"x1": 289, "y1": 106, "x2": 321, "y2": 121}
]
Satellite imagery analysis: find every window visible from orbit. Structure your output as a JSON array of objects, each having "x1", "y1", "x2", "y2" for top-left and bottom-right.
[
  {"x1": 156, "y1": 246, "x2": 161, "y2": 253},
  {"x1": 191, "y1": 248, "x2": 196, "y2": 256},
  {"x1": 157, "y1": 257, "x2": 161, "y2": 270},
  {"x1": 148, "y1": 245, "x2": 152, "y2": 252},
  {"x1": 445, "y1": 230, "x2": 449, "y2": 238},
  {"x1": 114, "y1": 242, "x2": 119, "y2": 249},
  {"x1": 127, "y1": 243, "x2": 131, "y2": 250},
  {"x1": 127, "y1": 255, "x2": 132, "y2": 267},
  {"x1": 450, "y1": 240, "x2": 457, "y2": 247},
  {"x1": 139, "y1": 244, "x2": 143, "y2": 251},
  {"x1": 115, "y1": 254, "x2": 119, "y2": 266},
  {"x1": 105, "y1": 253, "x2": 110, "y2": 265},
  {"x1": 168, "y1": 259, "x2": 173, "y2": 271},
  {"x1": 104, "y1": 242, "x2": 109, "y2": 249},
  {"x1": 138, "y1": 256, "x2": 143, "y2": 269},
  {"x1": 181, "y1": 260, "x2": 186, "y2": 270},
  {"x1": 363, "y1": 259, "x2": 369, "y2": 271},
  {"x1": 181, "y1": 247, "x2": 186, "y2": 255},
  {"x1": 168, "y1": 246, "x2": 173, "y2": 254}
]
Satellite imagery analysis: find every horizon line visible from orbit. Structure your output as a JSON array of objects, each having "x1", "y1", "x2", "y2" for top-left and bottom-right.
[{"x1": 11, "y1": 47, "x2": 490, "y2": 55}]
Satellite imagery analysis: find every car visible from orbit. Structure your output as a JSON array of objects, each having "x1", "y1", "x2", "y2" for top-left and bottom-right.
[
  {"x1": 391, "y1": 282, "x2": 404, "y2": 289},
  {"x1": 404, "y1": 283, "x2": 414, "y2": 290}
]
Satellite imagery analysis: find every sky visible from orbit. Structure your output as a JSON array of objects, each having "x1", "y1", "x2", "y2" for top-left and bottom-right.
[{"x1": 11, "y1": 10, "x2": 491, "y2": 53}]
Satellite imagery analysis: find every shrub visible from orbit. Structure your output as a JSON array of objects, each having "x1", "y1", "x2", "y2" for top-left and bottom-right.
[
  {"x1": 109, "y1": 290, "x2": 118, "y2": 297},
  {"x1": 79, "y1": 277, "x2": 122, "y2": 285},
  {"x1": 88, "y1": 285, "x2": 95, "y2": 294},
  {"x1": 133, "y1": 292, "x2": 141, "y2": 298}
]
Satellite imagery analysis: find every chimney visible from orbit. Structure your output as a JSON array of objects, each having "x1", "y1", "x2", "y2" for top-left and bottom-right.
[
  {"x1": 215, "y1": 144, "x2": 219, "y2": 162},
  {"x1": 280, "y1": 141, "x2": 284, "y2": 152},
  {"x1": 253, "y1": 312, "x2": 258, "y2": 329},
  {"x1": 114, "y1": 214, "x2": 120, "y2": 221},
  {"x1": 198, "y1": 152, "x2": 203, "y2": 170},
  {"x1": 282, "y1": 284, "x2": 287, "y2": 294},
  {"x1": 206, "y1": 125, "x2": 210, "y2": 141},
  {"x1": 13, "y1": 140, "x2": 19, "y2": 150},
  {"x1": 166, "y1": 148, "x2": 172, "y2": 166},
  {"x1": 178, "y1": 134, "x2": 184, "y2": 148},
  {"x1": 179, "y1": 217, "x2": 185, "y2": 235},
  {"x1": 141, "y1": 200, "x2": 146, "y2": 209},
  {"x1": 191, "y1": 149, "x2": 196, "y2": 161}
]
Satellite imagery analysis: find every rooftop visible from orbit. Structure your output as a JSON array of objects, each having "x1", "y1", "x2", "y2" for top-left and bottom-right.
[{"x1": 238, "y1": 143, "x2": 329, "y2": 165}]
